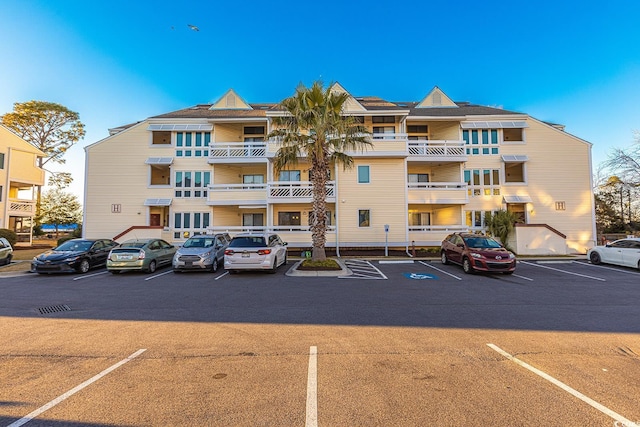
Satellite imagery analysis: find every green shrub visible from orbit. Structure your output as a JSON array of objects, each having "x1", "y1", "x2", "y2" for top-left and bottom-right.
[
  {"x1": 0, "y1": 229, "x2": 17, "y2": 246},
  {"x1": 56, "y1": 236, "x2": 75, "y2": 247}
]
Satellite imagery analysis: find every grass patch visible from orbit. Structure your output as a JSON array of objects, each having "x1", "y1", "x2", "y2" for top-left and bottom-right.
[{"x1": 298, "y1": 259, "x2": 342, "y2": 271}]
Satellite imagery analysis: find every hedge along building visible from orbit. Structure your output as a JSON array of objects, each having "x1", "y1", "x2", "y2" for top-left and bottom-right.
[{"x1": 83, "y1": 85, "x2": 596, "y2": 255}]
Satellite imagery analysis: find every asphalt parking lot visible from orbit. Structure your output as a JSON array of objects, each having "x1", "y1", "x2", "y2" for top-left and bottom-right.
[{"x1": 1, "y1": 258, "x2": 640, "y2": 426}]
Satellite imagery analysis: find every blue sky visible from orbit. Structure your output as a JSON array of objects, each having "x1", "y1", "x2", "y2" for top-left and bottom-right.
[{"x1": 2, "y1": 0, "x2": 639, "y2": 201}]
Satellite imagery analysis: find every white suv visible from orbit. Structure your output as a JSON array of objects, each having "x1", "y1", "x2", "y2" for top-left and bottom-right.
[{"x1": 224, "y1": 233, "x2": 288, "y2": 274}]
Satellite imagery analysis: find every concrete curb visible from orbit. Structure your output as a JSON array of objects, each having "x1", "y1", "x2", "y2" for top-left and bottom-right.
[{"x1": 285, "y1": 259, "x2": 353, "y2": 278}]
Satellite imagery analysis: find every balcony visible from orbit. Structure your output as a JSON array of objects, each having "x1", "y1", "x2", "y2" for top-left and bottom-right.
[
  {"x1": 8, "y1": 199, "x2": 36, "y2": 217},
  {"x1": 268, "y1": 181, "x2": 335, "y2": 203},
  {"x1": 207, "y1": 184, "x2": 267, "y2": 206},
  {"x1": 208, "y1": 181, "x2": 336, "y2": 205},
  {"x1": 408, "y1": 140, "x2": 467, "y2": 162},
  {"x1": 206, "y1": 225, "x2": 336, "y2": 248},
  {"x1": 208, "y1": 143, "x2": 268, "y2": 163},
  {"x1": 407, "y1": 182, "x2": 469, "y2": 204}
]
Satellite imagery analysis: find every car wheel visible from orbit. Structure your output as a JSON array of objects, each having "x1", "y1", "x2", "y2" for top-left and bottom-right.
[
  {"x1": 147, "y1": 260, "x2": 157, "y2": 273},
  {"x1": 440, "y1": 251, "x2": 449, "y2": 265},
  {"x1": 211, "y1": 258, "x2": 218, "y2": 273},
  {"x1": 589, "y1": 252, "x2": 601, "y2": 265},
  {"x1": 268, "y1": 259, "x2": 277, "y2": 274},
  {"x1": 4, "y1": 254, "x2": 12, "y2": 265},
  {"x1": 282, "y1": 252, "x2": 288, "y2": 266},
  {"x1": 462, "y1": 257, "x2": 475, "y2": 274},
  {"x1": 77, "y1": 259, "x2": 90, "y2": 274}
]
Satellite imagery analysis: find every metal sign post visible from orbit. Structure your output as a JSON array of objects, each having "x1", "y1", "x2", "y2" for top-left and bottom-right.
[{"x1": 384, "y1": 224, "x2": 389, "y2": 257}]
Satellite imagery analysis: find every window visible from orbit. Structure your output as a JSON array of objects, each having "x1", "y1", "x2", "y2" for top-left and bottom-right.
[
  {"x1": 176, "y1": 132, "x2": 210, "y2": 157},
  {"x1": 357, "y1": 165, "x2": 370, "y2": 183},
  {"x1": 373, "y1": 126, "x2": 395, "y2": 138},
  {"x1": 358, "y1": 210, "x2": 370, "y2": 227},
  {"x1": 409, "y1": 212, "x2": 430, "y2": 226},
  {"x1": 173, "y1": 212, "x2": 210, "y2": 238},
  {"x1": 555, "y1": 201, "x2": 566, "y2": 211},
  {"x1": 243, "y1": 174, "x2": 264, "y2": 186},
  {"x1": 463, "y1": 129, "x2": 499, "y2": 155},
  {"x1": 0, "y1": 152, "x2": 5, "y2": 169},
  {"x1": 279, "y1": 170, "x2": 301, "y2": 181},
  {"x1": 243, "y1": 213, "x2": 264, "y2": 227},
  {"x1": 152, "y1": 131, "x2": 171, "y2": 145},
  {"x1": 244, "y1": 126, "x2": 265, "y2": 135},
  {"x1": 464, "y1": 169, "x2": 500, "y2": 197},
  {"x1": 0, "y1": 185, "x2": 3, "y2": 202},
  {"x1": 372, "y1": 116, "x2": 395, "y2": 123},
  {"x1": 408, "y1": 173, "x2": 429, "y2": 183},
  {"x1": 408, "y1": 125, "x2": 428, "y2": 141},
  {"x1": 278, "y1": 211, "x2": 301, "y2": 226},
  {"x1": 504, "y1": 162, "x2": 525, "y2": 183},
  {"x1": 175, "y1": 170, "x2": 211, "y2": 198},
  {"x1": 465, "y1": 210, "x2": 496, "y2": 229}
]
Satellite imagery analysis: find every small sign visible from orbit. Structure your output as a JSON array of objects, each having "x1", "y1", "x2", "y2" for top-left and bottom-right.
[{"x1": 403, "y1": 272, "x2": 437, "y2": 280}]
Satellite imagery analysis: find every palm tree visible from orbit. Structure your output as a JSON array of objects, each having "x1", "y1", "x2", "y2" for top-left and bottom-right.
[
  {"x1": 485, "y1": 209, "x2": 522, "y2": 251},
  {"x1": 269, "y1": 81, "x2": 371, "y2": 261}
]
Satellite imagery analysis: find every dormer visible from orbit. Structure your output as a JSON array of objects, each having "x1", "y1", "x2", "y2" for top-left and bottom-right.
[
  {"x1": 416, "y1": 86, "x2": 458, "y2": 108},
  {"x1": 210, "y1": 89, "x2": 253, "y2": 110}
]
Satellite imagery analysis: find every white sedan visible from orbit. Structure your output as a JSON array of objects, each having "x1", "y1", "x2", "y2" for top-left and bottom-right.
[
  {"x1": 587, "y1": 238, "x2": 640, "y2": 270},
  {"x1": 224, "y1": 232, "x2": 288, "y2": 274}
]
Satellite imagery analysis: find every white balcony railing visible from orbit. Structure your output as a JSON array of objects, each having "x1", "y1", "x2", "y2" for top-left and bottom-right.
[
  {"x1": 408, "y1": 225, "x2": 468, "y2": 232},
  {"x1": 208, "y1": 142, "x2": 267, "y2": 159},
  {"x1": 8, "y1": 199, "x2": 36, "y2": 216},
  {"x1": 407, "y1": 182, "x2": 467, "y2": 190},
  {"x1": 268, "y1": 181, "x2": 335, "y2": 200},
  {"x1": 371, "y1": 132, "x2": 408, "y2": 141},
  {"x1": 209, "y1": 183, "x2": 267, "y2": 191},
  {"x1": 408, "y1": 140, "x2": 466, "y2": 157}
]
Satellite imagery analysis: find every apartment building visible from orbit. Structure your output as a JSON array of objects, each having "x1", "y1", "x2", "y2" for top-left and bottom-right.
[
  {"x1": 84, "y1": 85, "x2": 596, "y2": 254},
  {"x1": 0, "y1": 125, "x2": 45, "y2": 245}
]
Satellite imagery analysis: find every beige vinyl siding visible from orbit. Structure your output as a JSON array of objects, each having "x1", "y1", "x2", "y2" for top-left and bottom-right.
[
  {"x1": 337, "y1": 158, "x2": 406, "y2": 245},
  {"x1": 212, "y1": 206, "x2": 247, "y2": 227},
  {"x1": 519, "y1": 119, "x2": 594, "y2": 251},
  {"x1": 214, "y1": 124, "x2": 243, "y2": 142},
  {"x1": 427, "y1": 121, "x2": 460, "y2": 140},
  {"x1": 85, "y1": 122, "x2": 168, "y2": 239}
]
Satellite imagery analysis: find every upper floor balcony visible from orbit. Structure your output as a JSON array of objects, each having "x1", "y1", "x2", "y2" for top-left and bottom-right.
[
  {"x1": 408, "y1": 140, "x2": 467, "y2": 162},
  {"x1": 207, "y1": 181, "x2": 336, "y2": 205},
  {"x1": 407, "y1": 182, "x2": 469, "y2": 204},
  {"x1": 208, "y1": 142, "x2": 268, "y2": 164},
  {"x1": 8, "y1": 199, "x2": 36, "y2": 217}
]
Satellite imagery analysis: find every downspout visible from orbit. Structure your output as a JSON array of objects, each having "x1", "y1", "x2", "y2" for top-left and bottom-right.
[
  {"x1": 83, "y1": 147, "x2": 89, "y2": 238},
  {"x1": 334, "y1": 162, "x2": 340, "y2": 258},
  {"x1": 403, "y1": 155, "x2": 412, "y2": 257}
]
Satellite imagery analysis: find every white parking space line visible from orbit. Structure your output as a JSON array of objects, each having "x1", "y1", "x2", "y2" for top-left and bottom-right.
[
  {"x1": 520, "y1": 261, "x2": 606, "y2": 282},
  {"x1": 487, "y1": 344, "x2": 637, "y2": 427},
  {"x1": 306, "y1": 346, "x2": 318, "y2": 427},
  {"x1": 8, "y1": 349, "x2": 146, "y2": 427},
  {"x1": 512, "y1": 274, "x2": 534, "y2": 281},
  {"x1": 72, "y1": 271, "x2": 109, "y2": 281},
  {"x1": 378, "y1": 260, "x2": 414, "y2": 264},
  {"x1": 574, "y1": 261, "x2": 640, "y2": 275},
  {"x1": 215, "y1": 271, "x2": 229, "y2": 280},
  {"x1": 418, "y1": 261, "x2": 462, "y2": 281},
  {"x1": 144, "y1": 270, "x2": 174, "y2": 281}
]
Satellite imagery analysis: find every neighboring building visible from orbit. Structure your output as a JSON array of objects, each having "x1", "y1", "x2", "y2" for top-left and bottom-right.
[
  {"x1": 0, "y1": 125, "x2": 45, "y2": 245},
  {"x1": 84, "y1": 85, "x2": 596, "y2": 254}
]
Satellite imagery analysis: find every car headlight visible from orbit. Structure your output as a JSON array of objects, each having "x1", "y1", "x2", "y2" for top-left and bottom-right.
[
  {"x1": 199, "y1": 251, "x2": 210, "y2": 258},
  {"x1": 470, "y1": 252, "x2": 484, "y2": 259},
  {"x1": 508, "y1": 252, "x2": 516, "y2": 259},
  {"x1": 63, "y1": 256, "x2": 80, "y2": 263}
]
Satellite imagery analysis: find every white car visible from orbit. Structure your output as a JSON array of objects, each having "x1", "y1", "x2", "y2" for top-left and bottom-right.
[
  {"x1": 587, "y1": 238, "x2": 640, "y2": 270},
  {"x1": 224, "y1": 232, "x2": 288, "y2": 274}
]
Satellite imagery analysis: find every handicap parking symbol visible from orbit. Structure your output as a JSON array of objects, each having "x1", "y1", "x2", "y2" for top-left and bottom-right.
[{"x1": 403, "y1": 272, "x2": 437, "y2": 280}]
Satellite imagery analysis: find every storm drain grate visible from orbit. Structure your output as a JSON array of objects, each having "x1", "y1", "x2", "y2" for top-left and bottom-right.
[{"x1": 37, "y1": 304, "x2": 71, "y2": 315}]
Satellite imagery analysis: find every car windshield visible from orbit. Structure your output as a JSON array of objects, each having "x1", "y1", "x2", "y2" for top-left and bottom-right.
[
  {"x1": 228, "y1": 236, "x2": 267, "y2": 248},
  {"x1": 56, "y1": 240, "x2": 92, "y2": 252},
  {"x1": 120, "y1": 241, "x2": 147, "y2": 248},
  {"x1": 183, "y1": 238, "x2": 214, "y2": 248},
  {"x1": 464, "y1": 236, "x2": 502, "y2": 249}
]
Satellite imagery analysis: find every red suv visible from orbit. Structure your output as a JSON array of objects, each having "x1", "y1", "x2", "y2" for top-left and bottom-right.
[{"x1": 441, "y1": 233, "x2": 516, "y2": 274}]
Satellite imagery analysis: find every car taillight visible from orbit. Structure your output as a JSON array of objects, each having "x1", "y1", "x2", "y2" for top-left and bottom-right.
[
  {"x1": 224, "y1": 249, "x2": 234, "y2": 255},
  {"x1": 138, "y1": 250, "x2": 146, "y2": 260},
  {"x1": 257, "y1": 249, "x2": 271, "y2": 255}
]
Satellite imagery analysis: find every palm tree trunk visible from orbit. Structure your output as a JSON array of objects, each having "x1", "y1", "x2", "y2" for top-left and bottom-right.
[{"x1": 310, "y1": 164, "x2": 328, "y2": 261}]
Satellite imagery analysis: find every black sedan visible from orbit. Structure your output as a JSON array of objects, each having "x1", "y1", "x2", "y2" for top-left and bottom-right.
[{"x1": 31, "y1": 238, "x2": 119, "y2": 274}]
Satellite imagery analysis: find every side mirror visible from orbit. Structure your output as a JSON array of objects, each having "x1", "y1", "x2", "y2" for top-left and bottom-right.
[{"x1": 284, "y1": 242, "x2": 288, "y2": 246}]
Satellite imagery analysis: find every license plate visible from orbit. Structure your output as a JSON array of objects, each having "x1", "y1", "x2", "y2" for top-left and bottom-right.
[
  {"x1": 118, "y1": 255, "x2": 133, "y2": 260},
  {"x1": 242, "y1": 252, "x2": 250, "y2": 258}
]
